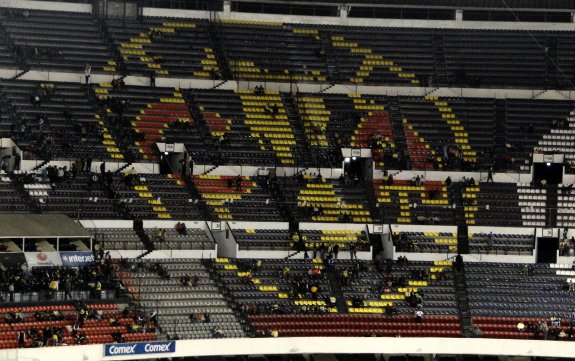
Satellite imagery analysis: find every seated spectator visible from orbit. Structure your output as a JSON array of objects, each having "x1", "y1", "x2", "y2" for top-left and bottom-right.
[
  {"x1": 109, "y1": 316, "x2": 120, "y2": 327},
  {"x1": 5, "y1": 312, "x2": 14, "y2": 325},
  {"x1": 129, "y1": 323, "x2": 141, "y2": 333},
  {"x1": 472, "y1": 327, "x2": 482, "y2": 338},
  {"x1": 112, "y1": 331, "x2": 123, "y2": 343},
  {"x1": 17, "y1": 330, "x2": 25, "y2": 348},
  {"x1": 211, "y1": 326, "x2": 225, "y2": 338},
  {"x1": 281, "y1": 266, "x2": 290, "y2": 279},
  {"x1": 414, "y1": 308, "x2": 424, "y2": 323},
  {"x1": 517, "y1": 322, "x2": 525, "y2": 332},
  {"x1": 190, "y1": 275, "x2": 199, "y2": 287},
  {"x1": 15, "y1": 310, "x2": 25, "y2": 323},
  {"x1": 74, "y1": 332, "x2": 86, "y2": 345},
  {"x1": 175, "y1": 222, "x2": 187, "y2": 235},
  {"x1": 180, "y1": 275, "x2": 191, "y2": 287},
  {"x1": 254, "y1": 85, "x2": 265, "y2": 95}
]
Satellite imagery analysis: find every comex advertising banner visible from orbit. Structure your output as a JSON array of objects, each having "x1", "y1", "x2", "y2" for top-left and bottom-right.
[
  {"x1": 104, "y1": 341, "x2": 175, "y2": 357},
  {"x1": 61, "y1": 252, "x2": 95, "y2": 267},
  {"x1": 24, "y1": 252, "x2": 62, "y2": 267}
]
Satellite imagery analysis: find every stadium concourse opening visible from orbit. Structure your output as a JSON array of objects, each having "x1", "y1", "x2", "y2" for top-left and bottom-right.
[{"x1": 2, "y1": 0, "x2": 575, "y2": 359}]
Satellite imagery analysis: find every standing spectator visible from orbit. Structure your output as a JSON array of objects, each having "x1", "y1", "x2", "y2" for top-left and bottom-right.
[
  {"x1": 8, "y1": 282, "x2": 15, "y2": 302},
  {"x1": 349, "y1": 242, "x2": 357, "y2": 260},
  {"x1": 149, "y1": 70, "x2": 156, "y2": 88},
  {"x1": 63, "y1": 277, "x2": 72, "y2": 301},
  {"x1": 17, "y1": 330, "x2": 25, "y2": 348},
  {"x1": 235, "y1": 175, "x2": 242, "y2": 191},
  {"x1": 487, "y1": 167, "x2": 494, "y2": 182},
  {"x1": 539, "y1": 321, "x2": 549, "y2": 340},
  {"x1": 100, "y1": 162, "x2": 106, "y2": 175},
  {"x1": 95, "y1": 281, "x2": 102, "y2": 299},
  {"x1": 84, "y1": 64, "x2": 91, "y2": 85},
  {"x1": 49, "y1": 278, "x2": 58, "y2": 300},
  {"x1": 333, "y1": 244, "x2": 340, "y2": 259}
]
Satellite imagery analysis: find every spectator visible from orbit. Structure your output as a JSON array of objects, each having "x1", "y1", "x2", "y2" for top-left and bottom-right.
[
  {"x1": 17, "y1": 330, "x2": 25, "y2": 348},
  {"x1": 517, "y1": 322, "x2": 525, "y2": 332},
  {"x1": 414, "y1": 308, "x2": 424, "y2": 323},
  {"x1": 84, "y1": 64, "x2": 91, "y2": 85},
  {"x1": 472, "y1": 327, "x2": 482, "y2": 338},
  {"x1": 149, "y1": 70, "x2": 156, "y2": 88},
  {"x1": 63, "y1": 277, "x2": 72, "y2": 300},
  {"x1": 49, "y1": 278, "x2": 58, "y2": 300},
  {"x1": 8, "y1": 282, "x2": 15, "y2": 302},
  {"x1": 211, "y1": 326, "x2": 225, "y2": 338},
  {"x1": 539, "y1": 321, "x2": 549, "y2": 340},
  {"x1": 349, "y1": 242, "x2": 357, "y2": 260}
]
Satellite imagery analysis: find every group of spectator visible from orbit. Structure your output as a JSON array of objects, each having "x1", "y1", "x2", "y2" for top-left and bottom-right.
[
  {"x1": 2, "y1": 257, "x2": 115, "y2": 303},
  {"x1": 180, "y1": 274, "x2": 199, "y2": 287},
  {"x1": 13, "y1": 300, "x2": 133, "y2": 348},
  {"x1": 516, "y1": 317, "x2": 575, "y2": 340},
  {"x1": 226, "y1": 175, "x2": 243, "y2": 191}
]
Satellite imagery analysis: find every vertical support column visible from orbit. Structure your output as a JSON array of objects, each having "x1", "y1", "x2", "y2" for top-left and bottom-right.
[
  {"x1": 338, "y1": 4, "x2": 350, "y2": 20},
  {"x1": 456, "y1": 9, "x2": 463, "y2": 22},
  {"x1": 223, "y1": 0, "x2": 231, "y2": 17}
]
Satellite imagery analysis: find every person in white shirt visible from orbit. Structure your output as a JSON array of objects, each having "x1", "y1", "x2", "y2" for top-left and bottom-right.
[
  {"x1": 84, "y1": 64, "x2": 91, "y2": 85},
  {"x1": 415, "y1": 309, "x2": 424, "y2": 323}
]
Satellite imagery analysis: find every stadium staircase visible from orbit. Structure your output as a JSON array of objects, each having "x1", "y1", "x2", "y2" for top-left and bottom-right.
[
  {"x1": 11, "y1": 69, "x2": 30, "y2": 80},
  {"x1": 388, "y1": 97, "x2": 408, "y2": 168},
  {"x1": 204, "y1": 259, "x2": 255, "y2": 336},
  {"x1": 363, "y1": 180, "x2": 381, "y2": 223},
  {"x1": 453, "y1": 262, "x2": 474, "y2": 337},
  {"x1": 319, "y1": 30, "x2": 341, "y2": 83},
  {"x1": 493, "y1": 100, "x2": 507, "y2": 171},
  {"x1": 545, "y1": 37, "x2": 559, "y2": 89},
  {"x1": 98, "y1": 19, "x2": 122, "y2": 75},
  {"x1": 452, "y1": 182, "x2": 467, "y2": 225},
  {"x1": 281, "y1": 92, "x2": 313, "y2": 167},
  {"x1": 432, "y1": 33, "x2": 448, "y2": 87},
  {"x1": 207, "y1": 22, "x2": 233, "y2": 80},
  {"x1": 9, "y1": 173, "x2": 40, "y2": 214},
  {"x1": 30, "y1": 159, "x2": 51, "y2": 172},
  {"x1": 457, "y1": 224, "x2": 470, "y2": 255},
  {"x1": 426, "y1": 96, "x2": 476, "y2": 165},
  {"x1": 181, "y1": 175, "x2": 212, "y2": 220},
  {"x1": 133, "y1": 220, "x2": 155, "y2": 257},
  {"x1": 114, "y1": 163, "x2": 133, "y2": 174},
  {"x1": 325, "y1": 267, "x2": 348, "y2": 314},
  {"x1": 89, "y1": 86, "x2": 126, "y2": 161},
  {"x1": 184, "y1": 92, "x2": 217, "y2": 164},
  {"x1": 545, "y1": 184, "x2": 558, "y2": 227}
]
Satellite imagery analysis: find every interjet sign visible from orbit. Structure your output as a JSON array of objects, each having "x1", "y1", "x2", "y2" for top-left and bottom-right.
[{"x1": 104, "y1": 341, "x2": 175, "y2": 357}]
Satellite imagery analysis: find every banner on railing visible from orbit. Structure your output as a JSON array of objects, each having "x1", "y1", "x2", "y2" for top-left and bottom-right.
[
  {"x1": 104, "y1": 341, "x2": 175, "y2": 357},
  {"x1": 24, "y1": 252, "x2": 62, "y2": 267},
  {"x1": 61, "y1": 252, "x2": 95, "y2": 267}
]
